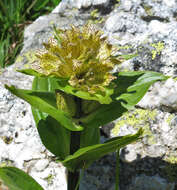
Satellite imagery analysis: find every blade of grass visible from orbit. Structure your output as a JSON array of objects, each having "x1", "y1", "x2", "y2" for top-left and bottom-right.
[
  {"x1": 0, "y1": 0, "x2": 7, "y2": 15},
  {"x1": 23, "y1": 0, "x2": 38, "y2": 17},
  {"x1": 0, "y1": 0, "x2": 62, "y2": 69}
]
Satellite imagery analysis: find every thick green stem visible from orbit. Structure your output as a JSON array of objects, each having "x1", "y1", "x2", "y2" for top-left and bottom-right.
[
  {"x1": 68, "y1": 169, "x2": 79, "y2": 190},
  {"x1": 115, "y1": 149, "x2": 120, "y2": 190},
  {"x1": 68, "y1": 131, "x2": 81, "y2": 190},
  {"x1": 68, "y1": 97, "x2": 82, "y2": 190}
]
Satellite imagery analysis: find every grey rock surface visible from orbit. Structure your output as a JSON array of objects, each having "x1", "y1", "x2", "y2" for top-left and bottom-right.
[
  {"x1": 1, "y1": 0, "x2": 177, "y2": 190},
  {"x1": 128, "y1": 174, "x2": 174, "y2": 190}
]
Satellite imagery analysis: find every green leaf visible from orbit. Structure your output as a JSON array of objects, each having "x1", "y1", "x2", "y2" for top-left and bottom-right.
[
  {"x1": 17, "y1": 69, "x2": 68, "y2": 82},
  {"x1": 32, "y1": 107, "x2": 48, "y2": 124},
  {"x1": 63, "y1": 128, "x2": 143, "y2": 171},
  {"x1": 115, "y1": 71, "x2": 169, "y2": 108},
  {"x1": 79, "y1": 71, "x2": 168, "y2": 128},
  {"x1": 56, "y1": 80, "x2": 113, "y2": 104},
  {"x1": 17, "y1": 69, "x2": 46, "y2": 77},
  {"x1": 38, "y1": 116, "x2": 70, "y2": 160},
  {"x1": 80, "y1": 127, "x2": 100, "y2": 148},
  {"x1": 31, "y1": 77, "x2": 63, "y2": 124},
  {"x1": 0, "y1": 167, "x2": 44, "y2": 190},
  {"x1": 5, "y1": 85, "x2": 83, "y2": 131},
  {"x1": 32, "y1": 77, "x2": 71, "y2": 160},
  {"x1": 80, "y1": 101, "x2": 127, "y2": 129}
]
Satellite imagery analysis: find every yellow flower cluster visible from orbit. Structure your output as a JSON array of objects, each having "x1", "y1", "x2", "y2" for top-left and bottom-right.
[{"x1": 33, "y1": 24, "x2": 123, "y2": 94}]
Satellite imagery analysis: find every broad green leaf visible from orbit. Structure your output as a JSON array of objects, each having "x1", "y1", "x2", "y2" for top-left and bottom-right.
[
  {"x1": 81, "y1": 99, "x2": 101, "y2": 115},
  {"x1": 38, "y1": 116, "x2": 70, "y2": 160},
  {"x1": 79, "y1": 101, "x2": 127, "y2": 129},
  {"x1": 31, "y1": 77, "x2": 71, "y2": 159},
  {"x1": 56, "y1": 80, "x2": 113, "y2": 104},
  {"x1": 79, "y1": 71, "x2": 168, "y2": 128},
  {"x1": 17, "y1": 69, "x2": 47, "y2": 77},
  {"x1": 5, "y1": 85, "x2": 83, "y2": 131},
  {"x1": 80, "y1": 127, "x2": 100, "y2": 148},
  {"x1": 32, "y1": 77, "x2": 65, "y2": 93},
  {"x1": 31, "y1": 77, "x2": 63, "y2": 124},
  {"x1": 32, "y1": 107, "x2": 48, "y2": 124},
  {"x1": 0, "y1": 167, "x2": 44, "y2": 190},
  {"x1": 63, "y1": 128, "x2": 143, "y2": 171},
  {"x1": 115, "y1": 71, "x2": 169, "y2": 108}
]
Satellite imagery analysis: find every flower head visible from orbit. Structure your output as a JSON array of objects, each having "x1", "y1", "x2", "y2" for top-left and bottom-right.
[{"x1": 33, "y1": 24, "x2": 123, "y2": 94}]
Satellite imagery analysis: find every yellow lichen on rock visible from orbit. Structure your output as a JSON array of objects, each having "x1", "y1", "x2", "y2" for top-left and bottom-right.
[
  {"x1": 165, "y1": 156, "x2": 177, "y2": 164},
  {"x1": 90, "y1": 9, "x2": 99, "y2": 18},
  {"x1": 112, "y1": 108, "x2": 157, "y2": 144},
  {"x1": 142, "y1": 4, "x2": 153, "y2": 16},
  {"x1": 116, "y1": 45, "x2": 133, "y2": 50},
  {"x1": 165, "y1": 114, "x2": 174, "y2": 126},
  {"x1": 89, "y1": 9, "x2": 105, "y2": 24},
  {"x1": 151, "y1": 41, "x2": 164, "y2": 60},
  {"x1": 15, "y1": 51, "x2": 37, "y2": 70}
]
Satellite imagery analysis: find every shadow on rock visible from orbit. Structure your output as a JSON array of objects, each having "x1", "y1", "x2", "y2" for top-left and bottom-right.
[{"x1": 80, "y1": 153, "x2": 177, "y2": 190}]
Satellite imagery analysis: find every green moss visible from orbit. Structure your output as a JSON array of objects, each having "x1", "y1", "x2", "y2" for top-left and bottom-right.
[
  {"x1": 151, "y1": 42, "x2": 164, "y2": 60},
  {"x1": 112, "y1": 108, "x2": 157, "y2": 144}
]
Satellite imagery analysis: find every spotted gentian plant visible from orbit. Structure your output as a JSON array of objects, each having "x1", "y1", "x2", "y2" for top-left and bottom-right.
[{"x1": 0, "y1": 24, "x2": 168, "y2": 190}]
